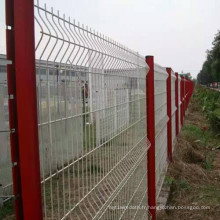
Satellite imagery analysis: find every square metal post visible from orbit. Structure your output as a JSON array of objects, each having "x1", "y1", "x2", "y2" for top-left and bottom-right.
[
  {"x1": 5, "y1": 0, "x2": 43, "y2": 219},
  {"x1": 145, "y1": 56, "x2": 156, "y2": 220}
]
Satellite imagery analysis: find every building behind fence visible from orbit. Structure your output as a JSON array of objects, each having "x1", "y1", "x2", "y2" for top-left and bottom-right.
[{"x1": 0, "y1": 0, "x2": 194, "y2": 219}]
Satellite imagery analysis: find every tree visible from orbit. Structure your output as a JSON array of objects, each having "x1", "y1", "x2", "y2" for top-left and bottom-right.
[
  {"x1": 197, "y1": 30, "x2": 220, "y2": 84},
  {"x1": 185, "y1": 72, "x2": 192, "y2": 80}
]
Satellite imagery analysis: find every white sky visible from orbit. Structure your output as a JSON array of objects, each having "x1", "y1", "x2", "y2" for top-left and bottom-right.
[{"x1": 0, "y1": 0, "x2": 220, "y2": 78}]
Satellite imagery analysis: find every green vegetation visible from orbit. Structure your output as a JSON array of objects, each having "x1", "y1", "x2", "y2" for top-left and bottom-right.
[
  {"x1": 0, "y1": 200, "x2": 14, "y2": 220},
  {"x1": 197, "y1": 30, "x2": 220, "y2": 84},
  {"x1": 182, "y1": 124, "x2": 219, "y2": 147},
  {"x1": 201, "y1": 185, "x2": 220, "y2": 204},
  {"x1": 165, "y1": 176, "x2": 191, "y2": 191},
  {"x1": 194, "y1": 86, "x2": 220, "y2": 131},
  {"x1": 182, "y1": 124, "x2": 209, "y2": 144},
  {"x1": 160, "y1": 87, "x2": 220, "y2": 219},
  {"x1": 204, "y1": 152, "x2": 214, "y2": 170}
]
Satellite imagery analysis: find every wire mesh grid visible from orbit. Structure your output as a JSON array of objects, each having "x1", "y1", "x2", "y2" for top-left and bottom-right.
[
  {"x1": 0, "y1": 82, "x2": 13, "y2": 204},
  {"x1": 171, "y1": 71, "x2": 176, "y2": 149},
  {"x1": 154, "y1": 64, "x2": 169, "y2": 199},
  {"x1": 34, "y1": 0, "x2": 151, "y2": 219}
]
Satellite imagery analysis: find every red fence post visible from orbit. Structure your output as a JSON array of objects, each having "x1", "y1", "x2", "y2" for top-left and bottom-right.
[
  {"x1": 5, "y1": 1, "x2": 23, "y2": 219},
  {"x1": 180, "y1": 76, "x2": 184, "y2": 126},
  {"x1": 186, "y1": 79, "x2": 190, "y2": 109},
  {"x1": 146, "y1": 56, "x2": 156, "y2": 220},
  {"x1": 189, "y1": 80, "x2": 195, "y2": 101},
  {"x1": 185, "y1": 79, "x2": 188, "y2": 109},
  {"x1": 185, "y1": 79, "x2": 188, "y2": 110},
  {"x1": 175, "y1": 72, "x2": 179, "y2": 136},
  {"x1": 166, "y1": 68, "x2": 172, "y2": 162},
  {"x1": 6, "y1": 0, "x2": 43, "y2": 219},
  {"x1": 187, "y1": 79, "x2": 194, "y2": 109},
  {"x1": 183, "y1": 77, "x2": 186, "y2": 117}
]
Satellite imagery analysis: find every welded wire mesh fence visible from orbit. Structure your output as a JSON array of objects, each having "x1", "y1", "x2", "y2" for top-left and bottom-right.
[
  {"x1": 34, "y1": 1, "x2": 150, "y2": 219},
  {"x1": 0, "y1": 83, "x2": 12, "y2": 205},
  {"x1": 154, "y1": 64, "x2": 169, "y2": 199},
  {"x1": 1, "y1": 0, "x2": 195, "y2": 219}
]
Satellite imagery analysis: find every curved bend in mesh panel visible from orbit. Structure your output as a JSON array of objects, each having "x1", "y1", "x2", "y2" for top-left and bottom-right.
[
  {"x1": 34, "y1": 1, "x2": 151, "y2": 219},
  {"x1": 171, "y1": 70, "x2": 177, "y2": 149},
  {"x1": 154, "y1": 64, "x2": 169, "y2": 199}
]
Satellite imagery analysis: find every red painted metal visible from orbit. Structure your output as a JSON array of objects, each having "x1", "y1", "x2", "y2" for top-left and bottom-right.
[
  {"x1": 186, "y1": 79, "x2": 190, "y2": 109},
  {"x1": 166, "y1": 68, "x2": 172, "y2": 162},
  {"x1": 186, "y1": 79, "x2": 194, "y2": 109},
  {"x1": 175, "y1": 72, "x2": 179, "y2": 136},
  {"x1": 180, "y1": 76, "x2": 184, "y2": 126},
  {"x1": 5, "y1": 1, "x2": 23, "y2": 219},
  {"x1": 189, "y1": 80, "x2": 195, "y2": 103},
  {"x1": 145, "y1": 56, "x2": 156, "y2": 220},
  {"x1": 183, "y1": 77, "x2": 186, "y2": 117},
  {"x1": 11, "y1": 0, "x2": 43, "y2": 219},
  {"x1": 185, "y1": 79, "x2": 188, "y2": 109}
]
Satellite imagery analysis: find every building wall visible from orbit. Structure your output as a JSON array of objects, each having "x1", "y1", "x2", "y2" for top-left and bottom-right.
[{"x1": 0, "y1": 56, "x2": 12, "y2": 203}]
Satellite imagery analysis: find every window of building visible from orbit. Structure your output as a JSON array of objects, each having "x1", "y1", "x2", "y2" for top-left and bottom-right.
[{"x1": 0, "y1": 65, "x2": 7, "y2": 73}]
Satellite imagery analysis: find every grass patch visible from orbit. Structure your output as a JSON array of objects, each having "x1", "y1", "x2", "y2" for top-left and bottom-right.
[
  {"x1": 182, "y1": 125, "x2": 208, "y2": 144},
  {"x1": 201, "y1": 185, "x2": 220, "y2": 204},
  {"x1": 204, "y1": 152, "x2": 214, "y2": 170},
  {"x1": 165, "y1": 176, "x2": 191, "y2": 191},
  {"x1": 0, "y1": 200, "x2": 14, "y2": 220},
  {"x1": 182, "y1": 124, "x2": 219, "y2": 148},
  {"x1": 164, "y1": 175, "x2": 175, "y2": 186},
  {"x1": 177, "y1": 179, "x2": 191, "y2": 190}
]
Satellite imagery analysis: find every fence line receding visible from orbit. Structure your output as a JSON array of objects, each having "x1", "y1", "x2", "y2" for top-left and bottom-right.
[{"x1": 0, "y1": 0, "x2": 195, "y2": 219}]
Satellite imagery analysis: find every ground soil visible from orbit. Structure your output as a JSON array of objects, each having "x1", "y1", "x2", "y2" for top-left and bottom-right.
[{"x1": 157, "y1": 99, "x2": 220, "y2": 220}]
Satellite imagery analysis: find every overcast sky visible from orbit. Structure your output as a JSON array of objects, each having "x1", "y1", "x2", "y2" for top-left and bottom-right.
[{"x1": 0, "y1": 0, "x2": 220, "y2": 78}]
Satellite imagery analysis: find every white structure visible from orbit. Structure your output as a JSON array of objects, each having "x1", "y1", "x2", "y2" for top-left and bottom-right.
[
  {"x1": 88, "y1": 67, "x2": 144, "y2": 145},
  {"x1": 154, "y1": 63, "x2": 169, "y2": 198},
  {"x1": 0, "y1": 54, "x2": 8, "y2": 83},
  {"x1": 0, "y1": 54, "x2": 12, "y2": 205},
  {"x1": 171, "y1": 70, "x2": 177, "y2": 149}
]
